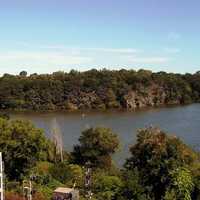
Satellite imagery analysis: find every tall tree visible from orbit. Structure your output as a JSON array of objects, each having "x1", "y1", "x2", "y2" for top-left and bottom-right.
[
  {"x1": 72, "y1": 127, "x2": 119, "y2": 168},
  {"x1": 125, "y1": 127, "x2": 199, "y2": 200},
  {"x1": 0, "y1": 118, "x2": 53, "y2": 180}
]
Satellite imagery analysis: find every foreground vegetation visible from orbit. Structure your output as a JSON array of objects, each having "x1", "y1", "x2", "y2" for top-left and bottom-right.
[
  {"x1": 0, "y1": 116, "x2": 199, "y2": 200},
  {"x1": 0, "y1": 69, "x2": 200, "y2": 111}
]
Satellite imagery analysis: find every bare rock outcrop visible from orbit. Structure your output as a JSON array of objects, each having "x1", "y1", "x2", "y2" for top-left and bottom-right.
[{"x1": 122, "y1": 85, "x2": 167, "y2": 109}]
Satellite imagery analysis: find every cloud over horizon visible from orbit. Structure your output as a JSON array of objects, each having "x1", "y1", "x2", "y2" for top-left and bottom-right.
[{"x1": 0, "y1": 43, "x2": 172, "y2": 75}]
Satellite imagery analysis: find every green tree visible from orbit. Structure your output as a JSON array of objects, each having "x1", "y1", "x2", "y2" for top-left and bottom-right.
[
  {"x1": 125, "y1": 127, "x2": 199, "y2": 200},
  {"x1": 0, "y1": 118, "x2": 53, "y2": 180},
  {"x1": 72, "y1": 127, "x2": 119, "y2": 168},
  {"x1": 0, "y1": 69, "x2": 200, "y2": 111}
]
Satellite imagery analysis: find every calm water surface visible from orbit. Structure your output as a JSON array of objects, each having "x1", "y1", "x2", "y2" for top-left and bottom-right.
[{"x1": 10, "y1": 104, "x2": 200, "y2": 166}]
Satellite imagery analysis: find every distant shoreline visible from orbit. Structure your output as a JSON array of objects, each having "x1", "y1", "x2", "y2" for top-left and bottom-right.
[
  {"x1": 1, "y1": 102, "x2": 199, "y2": 115},
  {"x1": 0, "y1": 69, "x2": 200, "y2": 112}
]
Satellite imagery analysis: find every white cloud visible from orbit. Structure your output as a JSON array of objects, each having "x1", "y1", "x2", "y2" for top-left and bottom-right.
[
  {"x1": 12, "y1": 42, "x2": 141, "y2": 54},
  {"x1": 81, "y1": 47, "x2": 141, "y2": 54},
  {"x1": 0, "y1": 42, "x2": 173, "y2": 74},
  {"x1": 41, "y1": 46, "x2": 140, "y2": 54},
  {"x1": 127, "y1": 56, "x2": 170, "y2": 64},
  {"x1": 0, "y1": 51, "x2": 93, "y2": 66}
]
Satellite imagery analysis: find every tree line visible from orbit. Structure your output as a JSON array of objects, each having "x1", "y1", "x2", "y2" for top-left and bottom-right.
[
  {"x1": 0, "y1": 117, "x2": 199, "y2": 200},
  {"x1": 0, "y1": 69, "x2": 200, "y2": 111}
]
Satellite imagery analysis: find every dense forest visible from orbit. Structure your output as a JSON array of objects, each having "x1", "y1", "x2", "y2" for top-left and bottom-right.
[
  {"x1": 0, "y1": 69, "x2": 200, "y2": 111},
  {"x1": 0, "y1": 117, "x2": 200, "y2": 200}
]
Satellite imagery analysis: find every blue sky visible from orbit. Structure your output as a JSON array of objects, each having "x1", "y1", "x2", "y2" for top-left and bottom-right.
[{"x1": 0, "y1": 0, "x2": 199, "y2": 75}]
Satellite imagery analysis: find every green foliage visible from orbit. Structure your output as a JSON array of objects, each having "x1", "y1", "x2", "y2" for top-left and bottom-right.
[
  {"x1": 0, "y1": 69, "x2": 199, "y2": 110},
  {"x1": 0, "y1": 118, "x2": 54, "y2": 180},
  {"x1": 30, "y1": 161, "x2": 53, "y2": 185},
  {"x1": 30, "y1": 162, "x2": 65, "y2": 200},
  {"x1": 92, "y1": 173, "x2": 123, "y2": 200},
  {"x1": 72, "y1": 127, "x2": 119, "y2": 168},
  {"x1": 167, "y1": 167, "x2": 194, "y2": 200},
  {"x1": 125, "y1": 127, "x2": 199, "y2": 200},
  {"x1": 1, "y1": 117, "x2": 200, "y2": 200},
  {"x1": 37, "y1": 184, "x2": 57, "y2": 200},
  {"x1": 49, "y1": 163, "x2": 84, "y2": 187},
  {"x1": 163, "y1": 189, "x2": 177, "y2": 200},
  {"x1": 122, "y1": 169, "x2": 151, "y2": 200}
]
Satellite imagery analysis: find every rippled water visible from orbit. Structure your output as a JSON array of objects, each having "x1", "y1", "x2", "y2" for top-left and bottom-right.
[{"x1": 10, "y1": 104, "x2": 200, "y2": 165}]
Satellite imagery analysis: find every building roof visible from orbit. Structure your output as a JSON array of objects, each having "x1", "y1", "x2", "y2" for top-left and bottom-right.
[{"x1": 54, "y1": 187, "x2": 74, "y2": 194}]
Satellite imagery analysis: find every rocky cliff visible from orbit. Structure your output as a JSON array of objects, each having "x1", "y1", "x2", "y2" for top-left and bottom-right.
[{"x1": 63, "y1": 84, "x2": 183, "y2": 110}]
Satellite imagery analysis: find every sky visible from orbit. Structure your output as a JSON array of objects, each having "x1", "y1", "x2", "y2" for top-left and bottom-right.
[{"x1": 0, "y1": 0, "x2": 200, "y2": 75}]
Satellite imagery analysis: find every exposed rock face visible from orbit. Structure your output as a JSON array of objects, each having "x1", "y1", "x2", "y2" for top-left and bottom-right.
[
  {"x1": 65, "y1": 84, "x2": 183, "y2": 110},
  {"x1": 66, "y1": 91, "x2": 101, "y2": 110},
  {"x1": 122, "y1": 85, "x2": 168, "y2": 109}
]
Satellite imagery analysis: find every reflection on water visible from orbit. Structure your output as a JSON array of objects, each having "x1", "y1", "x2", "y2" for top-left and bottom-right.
[{"x1": 10, "y1": 104, "x2": 200, "y2": 166}]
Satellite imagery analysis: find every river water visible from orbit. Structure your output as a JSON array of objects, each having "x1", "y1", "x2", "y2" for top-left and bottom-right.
[{"x1": 10, "y1": 104, "x2": 200, "y2": 166}]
